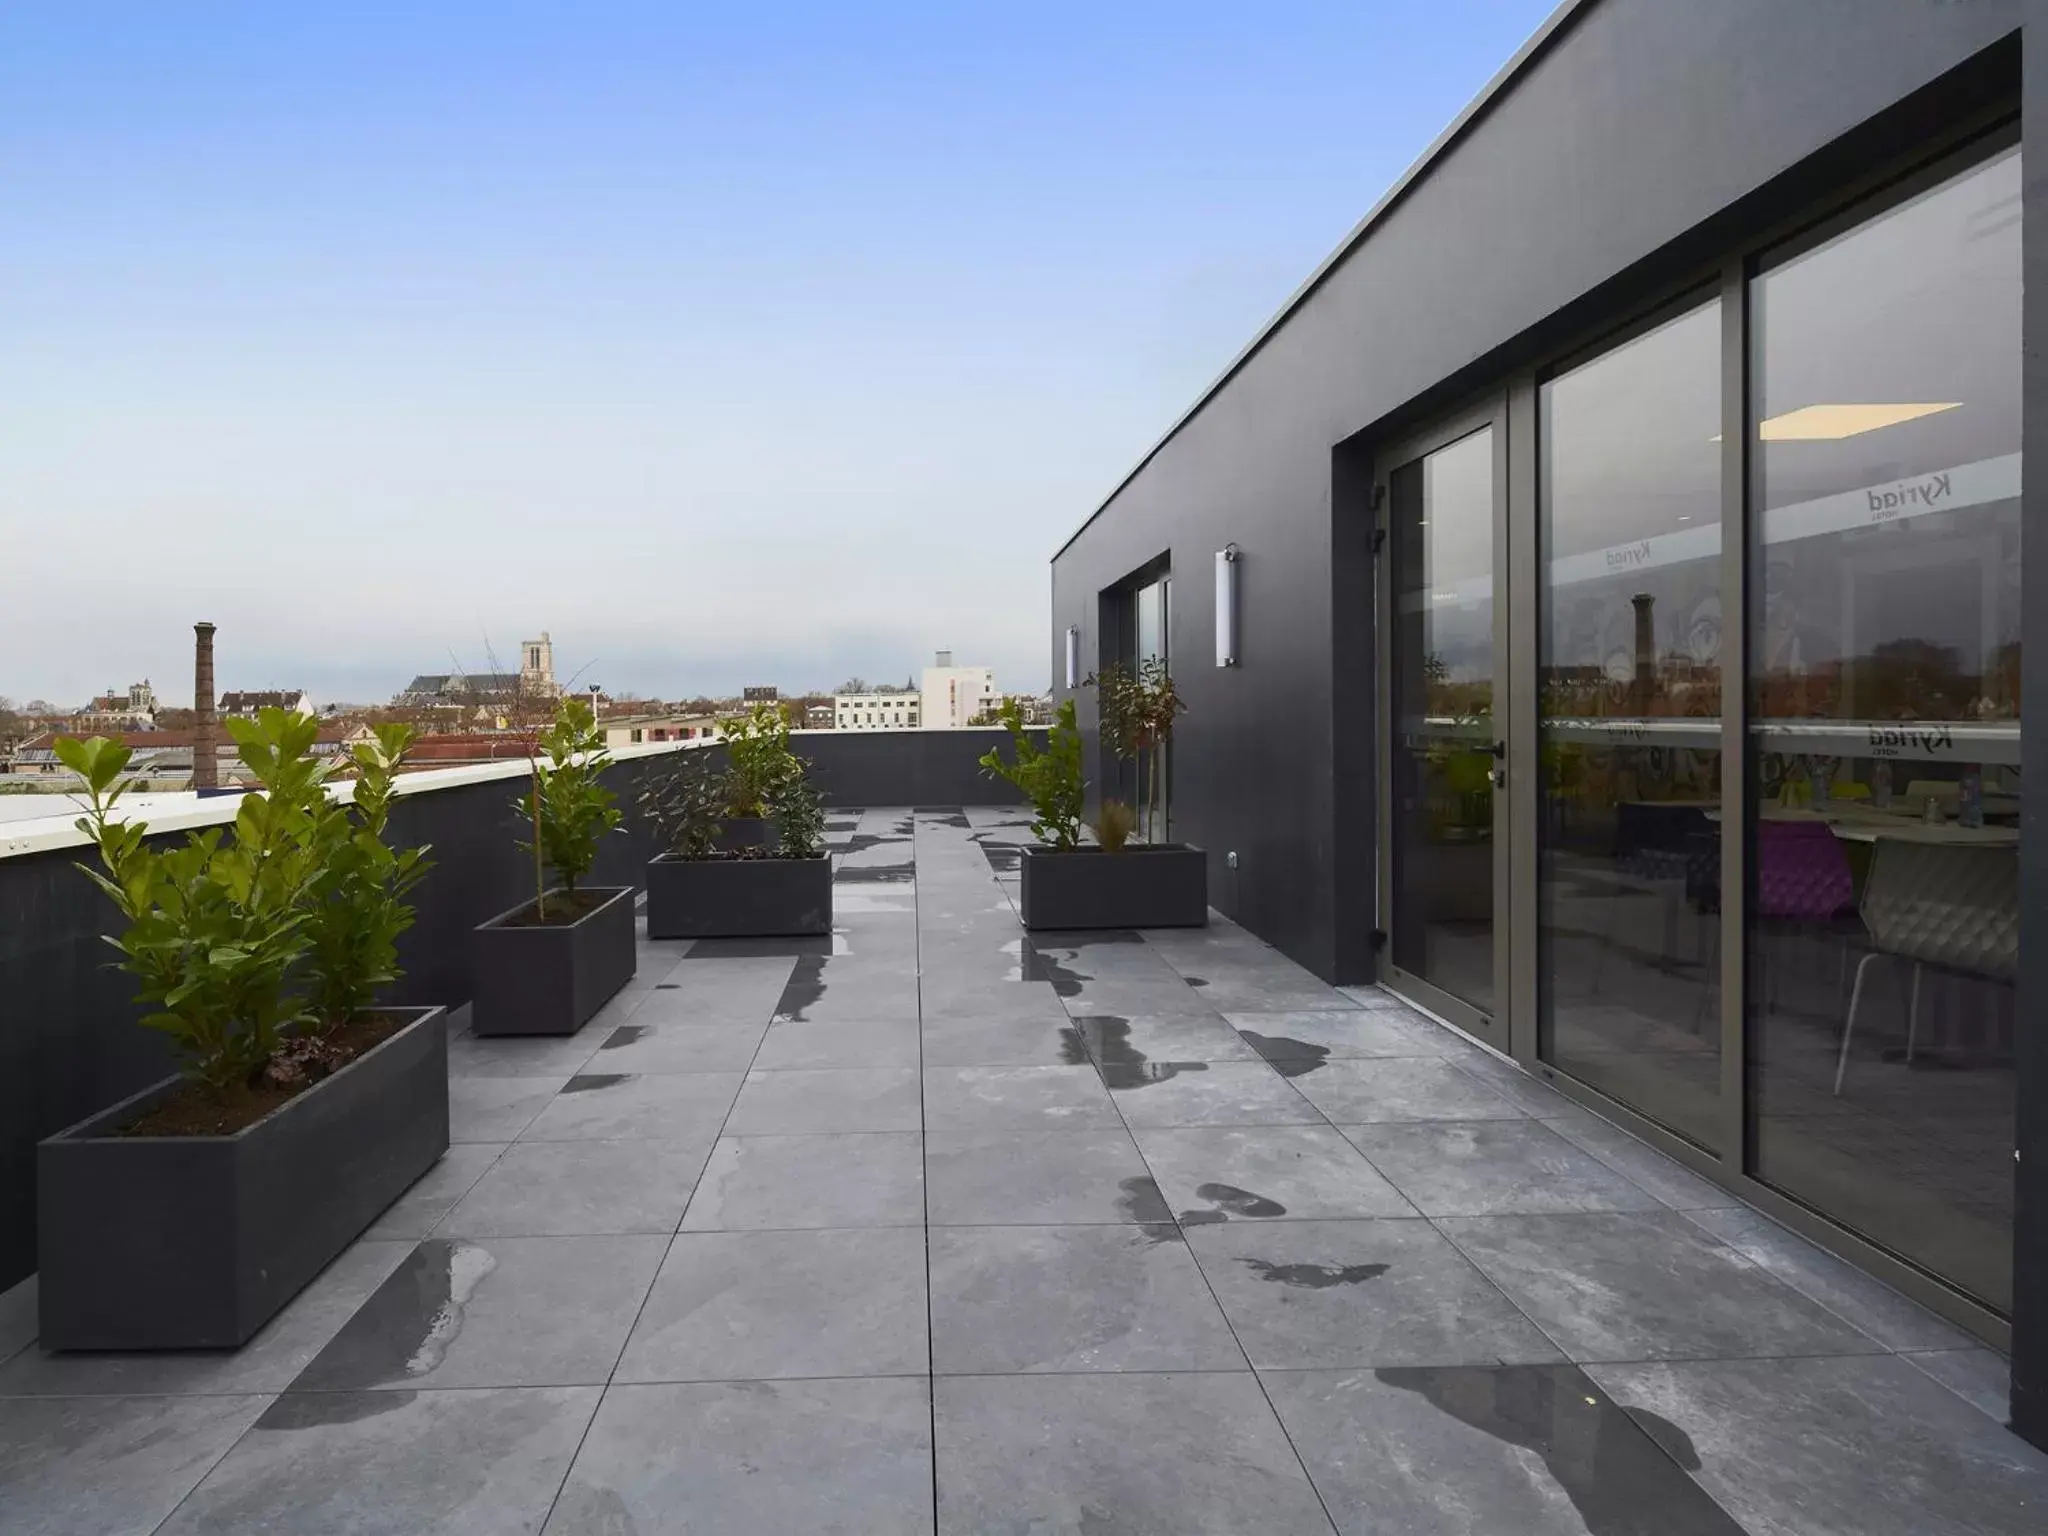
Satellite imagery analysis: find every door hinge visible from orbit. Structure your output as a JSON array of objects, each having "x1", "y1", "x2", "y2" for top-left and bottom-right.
[
  {"x1": 1371, "y1": 928, "x2": 1388, "y2": 951},
  {"x1": 1370, "y1": 528, "x2": 1387, "y2": 556}
]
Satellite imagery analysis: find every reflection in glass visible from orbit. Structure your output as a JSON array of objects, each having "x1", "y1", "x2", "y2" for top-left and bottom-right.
[
  {"x1": 1538, "y1": 302, "x2": 1722, "y2": 1149},
  {"x1": 1390, "y1": 428, "x2": 1495, "y2": 1012},
  {"x1": 1113, "y1": 574, "x2": 1172, "y2": 825},
  {"x1": 1749, "y1": 146, "x2": 2020, "y2": 1310},
  {"x1": 1135, "y1": 578, "x2": 1166, "y2": 666}
]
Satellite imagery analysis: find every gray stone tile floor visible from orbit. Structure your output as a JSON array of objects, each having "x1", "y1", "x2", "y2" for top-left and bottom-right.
[{"x1": 3, "y1": 806, "x2": 2042, "y2": 1534}]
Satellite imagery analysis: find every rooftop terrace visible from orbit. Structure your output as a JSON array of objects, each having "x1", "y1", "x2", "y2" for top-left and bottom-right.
[{"x1": 3, "y1": 804, "x2": 2044, "y2": 1533}]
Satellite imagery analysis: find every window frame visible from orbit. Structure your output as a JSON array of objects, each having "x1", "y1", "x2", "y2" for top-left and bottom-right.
[{"x1": 1447, "y1": 110, "x2": 2024, "y2": 1346}]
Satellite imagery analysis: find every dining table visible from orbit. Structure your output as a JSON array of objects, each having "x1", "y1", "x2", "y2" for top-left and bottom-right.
[{"x1": 1742, "y1": 802, "x2": 2019, "y2": 847}]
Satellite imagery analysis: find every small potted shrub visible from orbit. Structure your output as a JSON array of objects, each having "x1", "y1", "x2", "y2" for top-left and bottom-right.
[
  {"x1": 715, "y1": 702, "x2": 794, "y2": 850},
  {"x1": 982, "y1": 695, "x2": 1207, "y2": 930},
  {"x1": 1093, "y1": 655, "x2": 1186, "y2": 842},
  {"x1": 471, "y1": 698, "x2": 635, "y2": 1035},
  {"x1": 39, "y1": 712, "x2": 448, "y2": 1351},
  {"x1": 640, "y1": 742, "x2": 830, "y2": 938}
]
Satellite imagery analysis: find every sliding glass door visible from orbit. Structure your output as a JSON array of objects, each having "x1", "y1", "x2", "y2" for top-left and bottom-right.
[
  {"x1": 1380, "y1": 408, "x2": 1509, "y2": 1047},
  {"x1": 1366, "y1": 131, "x2": 2024, "y2": 1328}
]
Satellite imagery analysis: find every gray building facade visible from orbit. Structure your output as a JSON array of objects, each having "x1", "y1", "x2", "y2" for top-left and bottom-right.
[{"x1": 1049, "y1": 0, "x2": 2043, "y2": 1445}]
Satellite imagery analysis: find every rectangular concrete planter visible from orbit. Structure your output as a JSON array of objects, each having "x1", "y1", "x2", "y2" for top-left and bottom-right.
[
  {"x1": 472, "y1": 885, "x2": 637, "y2": 1036},
  {"x1": 645, "y1": 854, "x2": 832, "y2": 939},
  {"x1": 1020, "y1": 844, "x2": 1210, "y2": 930},
  {"x1": 37, "y1": 1005, "x2": 449, "y2": 1352}
]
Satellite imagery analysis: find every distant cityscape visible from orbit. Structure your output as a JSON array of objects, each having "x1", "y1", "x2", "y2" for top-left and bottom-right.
[{"x1": 0, "y1": 627, "x2": 1051, "y2": 794}]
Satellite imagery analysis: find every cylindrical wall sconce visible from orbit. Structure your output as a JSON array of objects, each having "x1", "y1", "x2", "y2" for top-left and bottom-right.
[
  {"x1": 1064, "y1": 625, "x2": 1081, "y2": 689},
  {"x1": 1215, "y1": 544, "x2": 1240, "y2": 667}
]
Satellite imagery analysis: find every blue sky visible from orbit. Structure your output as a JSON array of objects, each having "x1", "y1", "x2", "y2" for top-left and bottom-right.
[{"x1": 1, "y1": 0, "x2": 1556, "y2": 706}]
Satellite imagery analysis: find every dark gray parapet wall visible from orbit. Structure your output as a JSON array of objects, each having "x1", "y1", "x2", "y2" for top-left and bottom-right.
[{"x1": 0, "y1": 728, "x2": 1029, "y2": 1293}]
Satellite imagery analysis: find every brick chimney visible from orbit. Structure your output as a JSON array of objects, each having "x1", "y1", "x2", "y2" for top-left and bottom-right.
[
  {"x1": 192, "y1": 622, "x2": 218, "y2": 792},
  {"x1": 1630, "y1": 594, "x2": 1657, "y2": 717}
]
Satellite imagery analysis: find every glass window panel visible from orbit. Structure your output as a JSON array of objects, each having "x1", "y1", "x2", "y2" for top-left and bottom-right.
[
  {"x1": 1748, "y1": 145, "x2": 2020, "y2": 1311},
  {"x1": 1538, "y1": 300, "x2": 1723, "y2": 1148},
  {"x1": 1390, "y1": 427, "x2": 1496, "y2": 1011},
  {"x1": 1136, "y1": 579, "x2": 1166, "y2": 664}
]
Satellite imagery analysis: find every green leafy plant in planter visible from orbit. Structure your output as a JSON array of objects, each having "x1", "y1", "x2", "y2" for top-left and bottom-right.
[
  {"x1": 773, "y1": 772, "x2": 826, "y2": 859},
  {"x1": 979, "y1": 697, "x2": 1084, "y2": 850},
  {"x1": 1090, "y1": 656, "x2": 1185, "y2": 844},
  {"x1": 303, "y1": 724, "x2": 433, "y2": 1037},
  {"x1": 719, "y1": 702, "x2": 798, "y2": 819},
  {"x1": 516, "y1": 697, "x2": 623, "y2": 919},
  {"x1": 638, "y1": 746, "x2": 725, "y2": 859},
  {"x1": 641, "y1": 740, "x2": 824, "y2": 862},
  {"x1": 57, "y1": 708, "x2": 432, "y2": 1099}
]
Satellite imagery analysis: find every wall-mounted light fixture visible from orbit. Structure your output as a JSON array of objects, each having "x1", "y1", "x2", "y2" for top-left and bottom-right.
[
  {"x1": 1215, "y1": 544, "x2": 1240, "y2": 667},
  {"x1": 1063, "y1": 626, "x2": 1081, "y2": 689}
]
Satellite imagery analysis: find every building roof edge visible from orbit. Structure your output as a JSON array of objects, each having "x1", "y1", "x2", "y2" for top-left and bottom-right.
[{"x1": 1049, "y1": 0, "x2": 1592, "y2": 563}]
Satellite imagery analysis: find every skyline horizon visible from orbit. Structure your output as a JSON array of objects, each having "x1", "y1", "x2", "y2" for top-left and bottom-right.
[
  {"x1": 0, "y1": 628, "x2": 1034, "y2": 714},
  {"x1": 0, "y1": 2, "x2": 1557, "y2": 713}
]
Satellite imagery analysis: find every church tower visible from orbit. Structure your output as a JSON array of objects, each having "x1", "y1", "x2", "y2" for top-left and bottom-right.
[{"x1": 520, "y1": 633, "x2": 560, "y2": 697}]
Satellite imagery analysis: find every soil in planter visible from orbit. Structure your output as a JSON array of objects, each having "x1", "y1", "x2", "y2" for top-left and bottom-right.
[
  {"x1": 499, "y1": 888, "x2": 620, "y2": 927},
  {"x1": 668, "y1": 850, "x2": 829, "y2": 862},
  {"x1": 120, "y1": 1011, "x2": 414, "y2": 1138}
]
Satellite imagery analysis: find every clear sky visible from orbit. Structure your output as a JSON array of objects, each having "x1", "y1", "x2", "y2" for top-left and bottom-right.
[{"x1": 2, "y1": 0, "x2": 1556, "y2": 708}]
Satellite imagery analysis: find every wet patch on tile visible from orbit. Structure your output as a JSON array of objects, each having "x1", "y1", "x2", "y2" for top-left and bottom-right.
[
  {"x1": 1240, "y1": 1258, "x2": 1389, "y2": 1288},
  {"x1": 1115, "y1": 1175, "x2": 1174, "y2": 1224},
  {"x1": 1185, "y1": 975, "x2": 1209, "y2": 987},
  {"x1": 561, "y1": 1073, "x2": 629, "y2": 1094},
  {"x1": 1030, "y1": 928, "x2": 1146, "y2": 945},
  {"x1": 1372, "y1": 1365, "x2": 1744, "y2": 1535},
  {"x1": 1175, "y1": 1180, "x2": 1290, "y2": 1227},
  {"x1": 1196, "y1": 1183, "x2": 1287, "y2": 1218},
  {"x1": 684, "y1": 934, "x2": 832, "y2": 959},
  {"x1": 776, "y1": 954, "x2": 826, "y2": 1017},
  {"x1": 839, "y1": 833, "x2": 909, "y2": 860},
  {"x1": 1055, "y1": 1017, "x2": 1107, "y2": 1065},
  {"x1": 1023, "y1": 947, "x2": 1089, "y2": 997},
  {"x1": 1133, "y1": 1221, "x2": 1190, "y2": 1245},
  {"x1": 1070, "y1": 1015, "x2": 1208, "y2": 1088},
  {"x1": 1237, "y1": 1031, "x2": 1330, "y2": 1077},
  {"x1": 601, "y1": 1026, "x2": 647, "y2": 1049},
  {"x1": 975, "y1": 840, "x2": 1022, "y2": 874},
  {"x1": 834, "y1": 863, "x2": 916, "y2": 884},
  {"x1": 258, "y1": 1389, "x2": 421, "y2": 1429},
  {"x1": 654, "y1": 983, "x2": 681, "y2": 990},
  {"x1": 1100, "y1": 1059, "x2": 1210, "y2": 1089},
  {"x1": 289, "y1": 1241, "x2": 498, "y2": 1389}
]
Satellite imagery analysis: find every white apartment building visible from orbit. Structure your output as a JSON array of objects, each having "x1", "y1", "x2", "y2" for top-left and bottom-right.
[
  {"x1": 834, "y1": 691, "x2": 921, "y2": 731},
  {"x1": 920, "y1": 650, "x2": 997, "y2": 728},
  {"x1": 604, "y1": 712, "x2": 718, "y2": 751}
]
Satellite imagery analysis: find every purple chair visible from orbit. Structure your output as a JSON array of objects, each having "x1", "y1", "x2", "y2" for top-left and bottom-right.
[
  {"x1": 1688, "y1": 819, "x2": 1857, "y2": 1037},
  {"x1": 1754, "y1": 820, "x2": 1855, "y2": 922},
  {"x1": 1755, "y1": 819, "x2": 1858, "y2": 1025}
]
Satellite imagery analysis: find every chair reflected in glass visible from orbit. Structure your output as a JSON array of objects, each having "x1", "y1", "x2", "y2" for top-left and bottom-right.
[
  {"x1": 1591, "y1": 799, "x2": 1715, "y2": 997},
  {"x1": 1834, "y1": 840, "x2": 2019, "y2": 1093}
]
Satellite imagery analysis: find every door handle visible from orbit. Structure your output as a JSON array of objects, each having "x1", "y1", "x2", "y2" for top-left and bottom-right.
[{"x1": 1489, "y1": 741, "x2": 1507, "y2": 759}]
